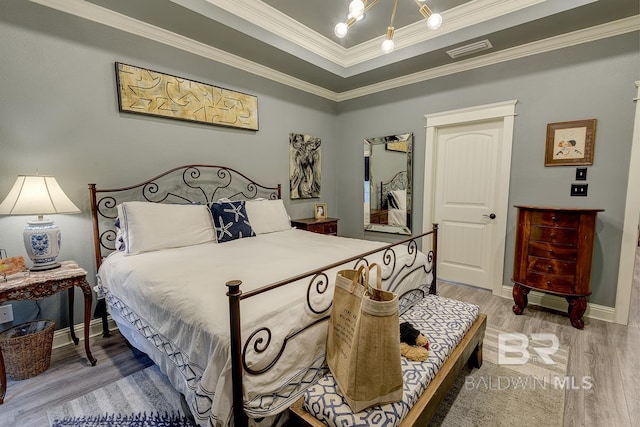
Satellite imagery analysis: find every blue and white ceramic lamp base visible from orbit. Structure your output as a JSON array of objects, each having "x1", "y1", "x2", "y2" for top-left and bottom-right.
[{"x1": 23, "y1": 219, "x2": 62, "y2": 271}]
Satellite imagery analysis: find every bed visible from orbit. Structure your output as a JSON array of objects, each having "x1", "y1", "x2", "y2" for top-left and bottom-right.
[
  {"x1": 380, "y1": 171, "x2": 409, "y2": 227},
  {"x1": 89, "y1": 164, "x2": 485, "y2": 427}
]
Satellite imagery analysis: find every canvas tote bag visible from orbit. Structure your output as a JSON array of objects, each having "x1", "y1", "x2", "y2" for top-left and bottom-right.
[{"x1": 326, "y1": 263, "x2": 403, "y2": 412}]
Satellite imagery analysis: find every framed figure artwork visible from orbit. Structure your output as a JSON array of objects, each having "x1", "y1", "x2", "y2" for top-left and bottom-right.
[
  {"x1": 545, "y1": 119, "x2": 597, "y2": 166},
  {"x1": 314, "y1": 203, "x2": 327, "y2": 220},
  {"x1": 289, "y1": 133, "x2": 321, "y2": 199}
]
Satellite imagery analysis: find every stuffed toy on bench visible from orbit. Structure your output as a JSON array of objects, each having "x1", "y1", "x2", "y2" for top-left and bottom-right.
[{"x1": 400, "y1": 322, "x2": 430, "y2": 362}]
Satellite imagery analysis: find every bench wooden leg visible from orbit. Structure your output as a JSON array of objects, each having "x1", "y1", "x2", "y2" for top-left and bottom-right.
[{"x1": 468, "y1": 342, "x2": 483, "y2": 369}]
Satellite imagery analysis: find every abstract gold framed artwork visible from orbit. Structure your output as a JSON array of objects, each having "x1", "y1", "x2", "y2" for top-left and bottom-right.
[
  {"x1": 545, "y1": 119, "x2": 596, "y2": 166},
  {"x1": 115, "y1": 62, "x2": 258, "y2": 131},
  {"x1": 385, "y1": 138, "x2": 408, "y2": 153}
]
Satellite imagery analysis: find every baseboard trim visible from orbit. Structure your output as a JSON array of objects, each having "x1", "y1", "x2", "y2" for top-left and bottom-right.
[
  {"x1": 500, "y1": 285, "x2": 616, "y2": 324},
  {"x1": 52, "y1": 316, "x2": 119, "y2": 349}
]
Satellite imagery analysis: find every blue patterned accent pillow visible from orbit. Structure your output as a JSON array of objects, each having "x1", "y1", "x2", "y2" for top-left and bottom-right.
[
  {"x1": 209, "y1": 200, "x2": 256, "y2": 243},
  {"x1": 114, "y1": 218, "x2": 126, "y2": 251}
]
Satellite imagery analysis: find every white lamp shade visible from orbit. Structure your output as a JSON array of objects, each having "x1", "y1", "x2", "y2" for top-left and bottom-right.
[
  {"x1": 0, "y1": 175, "x2": 81, "y2": 215},
  {"x1": 0, "y1": 175, "x2": 80, "y2": 271}
]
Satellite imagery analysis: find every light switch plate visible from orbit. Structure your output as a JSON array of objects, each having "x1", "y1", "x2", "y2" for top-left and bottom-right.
[
  {"x1": 571, "y1": 184, "x2": 588, "y2": 196},
  {"x1": 576, "y1": 168, "x2": 587, "y2": 180}
]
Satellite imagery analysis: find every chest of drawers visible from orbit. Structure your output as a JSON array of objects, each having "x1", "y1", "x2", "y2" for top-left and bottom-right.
[
  {"x1": 290, "y1": 218, "x2": 339, "y2": 236},
  {"x1": 511, "y1": 205, "x2": 603, "y2": 329}
]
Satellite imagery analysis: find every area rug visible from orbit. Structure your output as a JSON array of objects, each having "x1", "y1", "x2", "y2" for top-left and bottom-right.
[
  {"x1": 47, "y1": 365, "x2": 194, "y2": 427},
  {"x1": 48, "y1": 326, "x2": 569, "y2": 427},
  {"x1": 430, "y1": 325, "x2": 569, "y2": 426}
]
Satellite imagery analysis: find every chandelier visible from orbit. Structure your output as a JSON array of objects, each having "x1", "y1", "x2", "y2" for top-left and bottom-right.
[{"x1": 334, "y1": 0, "x2": 443, "y2": 54}]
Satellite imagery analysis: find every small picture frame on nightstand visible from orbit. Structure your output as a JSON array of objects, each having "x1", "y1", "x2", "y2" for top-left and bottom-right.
[{"x1": 314, "y1": 203, "x2": 327, "y2": 219}]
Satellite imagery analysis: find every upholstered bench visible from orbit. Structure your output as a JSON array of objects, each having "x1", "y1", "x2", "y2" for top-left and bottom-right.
[{"x1": 290, "y1": 295, "x2": 486, "y2": 427}]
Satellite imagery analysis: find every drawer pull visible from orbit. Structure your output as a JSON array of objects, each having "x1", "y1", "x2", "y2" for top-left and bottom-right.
[
  {"x1": 546, "y1": 281, "x2": 552, "y2": 285},
  {"x1": 551, "y1": 216, "x2": 558, "y2": 222},
  {"x1": 547, "y1": 265, "x2": 553, "y2": 271},
  {"x1": 549, "y1": 250, "x2": 554, "y2": 255}
]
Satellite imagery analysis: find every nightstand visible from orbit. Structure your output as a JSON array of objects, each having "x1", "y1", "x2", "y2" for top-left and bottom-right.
[
  {"x1": 511, "y1": 206, "x2": 603, "y2": 329},
  {"x1": 0, "y1": 260, "x2": 96, "y2": 404},
  {"x1": 291, "y1": 218, "x2": 339, "y2": 236}
]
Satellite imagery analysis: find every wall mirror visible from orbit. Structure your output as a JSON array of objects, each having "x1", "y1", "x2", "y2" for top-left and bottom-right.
[{"x1": 364, "y1": 132, "x2": 413, "y2": 235}]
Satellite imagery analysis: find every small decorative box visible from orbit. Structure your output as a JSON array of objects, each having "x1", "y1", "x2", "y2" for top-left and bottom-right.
[{"x1": 0, "y1": 256, "x2": 27, "y2": 278}]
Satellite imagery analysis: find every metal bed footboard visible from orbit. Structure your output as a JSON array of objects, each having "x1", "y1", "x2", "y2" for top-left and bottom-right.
[{"x1": 226, "y1": 225, "x2": 438, "y2": 427}]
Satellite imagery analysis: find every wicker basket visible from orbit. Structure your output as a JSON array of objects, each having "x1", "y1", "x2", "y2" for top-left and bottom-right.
[{"x1": 0, "y1": 320, "x2": 55, "y2": 380}]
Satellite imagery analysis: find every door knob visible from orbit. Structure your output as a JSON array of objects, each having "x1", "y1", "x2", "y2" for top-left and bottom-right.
[{"x1": 482, "y1": 213, "x2": 497, "y2": 219}]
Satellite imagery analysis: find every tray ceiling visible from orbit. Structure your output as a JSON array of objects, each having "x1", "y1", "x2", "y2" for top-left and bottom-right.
[{"x1": 32, "y1": 0, "x2": 639, "y2": 100}]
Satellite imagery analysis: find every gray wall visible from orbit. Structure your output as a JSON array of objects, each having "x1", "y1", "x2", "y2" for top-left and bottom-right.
[
  {"x1": 0, "y1": 1, "x2": 637, "y2": 330},
  {"x1": 0, "y1": 1, "x2": 337, "y2": 328},
  {"x1": 335, "y1": 32, "x2": 639, "y2": 308}
]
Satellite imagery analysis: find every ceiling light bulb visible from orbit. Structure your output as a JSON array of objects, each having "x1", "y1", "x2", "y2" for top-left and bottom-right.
[
  {"x1": 334, "y1": 22, "x2": 349, "y2": 38},
  {"x1": 427, "y1": 13, "x2": 442, "y2": 30},
  {"x1": 381, "y1": 38, "x2": 395, "y2": 54},
  {"x1": 348, "y1": 0, "x2": 365, "y2": 17}
]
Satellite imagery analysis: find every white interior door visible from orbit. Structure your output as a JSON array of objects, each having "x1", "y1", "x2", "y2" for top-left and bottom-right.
[
  {"x1": 423, "y1": 101, "x2": 517, "y2": 295},
  {"x1": 434, "y1": 121, "x2": 502, "y2": 289}
]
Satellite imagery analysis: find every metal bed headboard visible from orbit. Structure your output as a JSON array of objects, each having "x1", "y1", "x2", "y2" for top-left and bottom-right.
[
  {"x1": 88, "y1": 164, "x2": 281, "y2": 270},
  {"x1": 380, "y1": 170, "x2": 407, "y2": 208}
]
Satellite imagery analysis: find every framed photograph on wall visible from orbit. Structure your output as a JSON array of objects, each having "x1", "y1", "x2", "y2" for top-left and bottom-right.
[
  {"x1": 545, "y1": 119, "x2": 597, "y2": 166},
  {"x1": 314, "y1": 203, "x2": 327, "y2": 220}
]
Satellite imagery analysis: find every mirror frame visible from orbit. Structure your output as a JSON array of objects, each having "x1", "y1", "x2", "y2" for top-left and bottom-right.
[{"x1": 364, "y1": 132, "x2": 413, "y2": 235}]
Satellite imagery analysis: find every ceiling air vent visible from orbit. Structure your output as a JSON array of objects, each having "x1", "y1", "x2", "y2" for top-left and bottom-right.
[{"x1": 446, "y1": 39, "x2": 493, "y2": 58}]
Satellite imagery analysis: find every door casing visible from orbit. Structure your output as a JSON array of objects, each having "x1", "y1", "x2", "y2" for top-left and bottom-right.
[{"x1": 422, "y1": 100, "x2": 517, "y2": 296}]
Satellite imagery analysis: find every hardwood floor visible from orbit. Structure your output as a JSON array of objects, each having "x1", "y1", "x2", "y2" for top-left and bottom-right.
[
  {"x1": 1, "y1": 250, "x2": 638, "y2": 426},
  {"x1": 0, "y1": 331, "x2": 153, "y2": 426},
  {"x1": 436, "y1": 248, "x2": 640, "y2": 427}
]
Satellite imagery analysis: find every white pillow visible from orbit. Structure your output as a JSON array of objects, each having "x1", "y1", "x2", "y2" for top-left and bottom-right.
[
  {"x1": 118, "y1": 201, "x2": 216, "y2": 255},
  {"x1": 245, "y1": 199, "x2": 292, "y2": 234},
  {"x1": 390, "y1": 190, "x2": 407, "y2": 211}
]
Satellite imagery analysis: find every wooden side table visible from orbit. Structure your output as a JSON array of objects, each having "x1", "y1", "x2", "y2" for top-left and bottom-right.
[
  {"x1": 291, "y1": 218, "x2": 339, "y2": 236},
  {"x1": 0, "y1": 260, "x2": 96, "y2": 403},
  {"x1": 511, "y1": 206, "x2": 603, "y2": 329}
]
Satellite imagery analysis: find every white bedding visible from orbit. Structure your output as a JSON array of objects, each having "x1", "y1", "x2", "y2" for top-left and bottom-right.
[
  {"x1": 98, "y1": 229, "x2": 432, "y2": 427},
  {"x1": 388, "y1": 208, "x2": 406, "y2": 226}
]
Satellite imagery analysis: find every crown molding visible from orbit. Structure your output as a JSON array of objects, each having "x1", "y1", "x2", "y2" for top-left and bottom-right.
[
  {"x1": 337, "y1": 15, "x2": 640, "y2": 101},
  {"x1": 199, "y1": 0, "x2": 347, "y2": 66},
  {"x1": 27, "y1": 1, "x2": 639, "y2": 103},
  {"x1": 29, "y1": 0, "x2": 337, "y2": 100},
  {"x1": 343, "y1": 0, "x2": 552, "y2": 67},
  {"x1": 203, "y1": 0, "x2": 553, "y2": 68}
]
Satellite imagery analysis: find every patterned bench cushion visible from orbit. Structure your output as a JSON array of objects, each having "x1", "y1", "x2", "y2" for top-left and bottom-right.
[{"x1": 302, "y1": 294, "x2": 480, "y2": 427}]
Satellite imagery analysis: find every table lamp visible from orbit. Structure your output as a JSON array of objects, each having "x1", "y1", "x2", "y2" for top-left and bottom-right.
[{"x1": 0, "y1": 175, "x2": 81, "y2": 271}]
